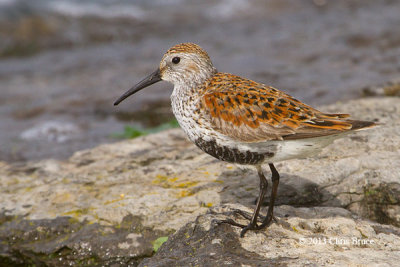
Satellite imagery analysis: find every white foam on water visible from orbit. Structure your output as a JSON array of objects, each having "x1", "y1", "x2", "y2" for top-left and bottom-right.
[
  {"x1": 48, "y1": 0, "x2": 146, "y2": 19},
  {"x1": 206, "y1": 0, "x2": 250, "y2": 20},
  {"x1": 20, "y1": 121, "x2": 80, "y2": 143}
]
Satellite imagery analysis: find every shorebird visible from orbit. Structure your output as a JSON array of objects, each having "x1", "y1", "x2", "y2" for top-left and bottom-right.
[{"x1": 114, "y1": 43, "x2": 376, "y2": 237}]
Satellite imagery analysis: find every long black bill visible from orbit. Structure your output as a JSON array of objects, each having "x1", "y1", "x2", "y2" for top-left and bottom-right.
[{"x1": 114, "y1": 68, "x2": 162, "y2": 106}]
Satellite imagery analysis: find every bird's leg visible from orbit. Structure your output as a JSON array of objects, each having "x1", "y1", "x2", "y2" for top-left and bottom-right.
[
  {"x1": 239, "y1": 165, "x2": 269, "y2": 237},
  {"x1": 216, "y1": 164, "x2": 280, "y2": 237},
  {"x1": 216, "y1": 165, "x2": 268, "y2": 231},
  {"x1": 257, "y1": 163, "x2": 280, "y2": 229}
]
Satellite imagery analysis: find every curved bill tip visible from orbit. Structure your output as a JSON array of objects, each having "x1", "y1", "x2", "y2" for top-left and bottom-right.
[{"x1": 114, "y1": 68, "x2": 161, "y2": 106}]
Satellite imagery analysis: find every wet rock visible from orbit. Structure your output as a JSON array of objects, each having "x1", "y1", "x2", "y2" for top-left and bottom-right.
[
  {"x1": 362, "y1": 78, "x2": 400, "y2": 97},
  {"x1": 0, "y1": 97, "x2": 399, "y2": 265},
  {"x1": 0, "y1": 214, "x2": 166, "y2": 266}
]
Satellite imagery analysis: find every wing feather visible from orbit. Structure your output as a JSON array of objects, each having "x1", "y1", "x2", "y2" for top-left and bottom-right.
[{"x1": 199, "y1": 73, "x2": 356, "y2": 142}]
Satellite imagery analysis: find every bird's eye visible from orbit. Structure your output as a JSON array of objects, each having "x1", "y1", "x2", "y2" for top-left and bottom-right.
[{"x1": 172, "y1": 57, "x2": 180, "y2": 64}]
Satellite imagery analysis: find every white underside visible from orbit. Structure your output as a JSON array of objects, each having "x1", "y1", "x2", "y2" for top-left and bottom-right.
[{"x1": 246, "y1": 134, "x2": 345, "y2": 163}]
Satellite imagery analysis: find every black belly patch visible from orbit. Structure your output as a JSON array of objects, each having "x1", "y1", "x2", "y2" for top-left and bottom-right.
[{"x1": 194, "y1": 138, "x2": 274, "y2": 165}]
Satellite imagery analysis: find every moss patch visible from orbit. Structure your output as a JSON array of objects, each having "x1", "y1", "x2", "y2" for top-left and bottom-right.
[{"x1": 361, "y1": 183, "x2": 400, "y2": 227}]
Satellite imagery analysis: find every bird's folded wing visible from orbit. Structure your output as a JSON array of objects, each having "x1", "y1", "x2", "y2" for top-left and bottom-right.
[{"x1": 199, "y1": 74, "x2": 352, "y2": 142}]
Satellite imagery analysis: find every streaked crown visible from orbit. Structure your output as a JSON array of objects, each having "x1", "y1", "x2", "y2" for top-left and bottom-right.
[
  {"x1": 159, "y1": 43, "x2": 217, "y2": 87},
  {"x1": 165, "y1": 43, "x2": 211, "y2": 61}
]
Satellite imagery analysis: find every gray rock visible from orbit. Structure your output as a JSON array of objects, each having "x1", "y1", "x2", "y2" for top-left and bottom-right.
[
  {"x1": 139, "y1": 205, "x2": 400, "y2": 267},
  {"x1": 0, "y1": 97, "x2": 399, "y2": 266}
]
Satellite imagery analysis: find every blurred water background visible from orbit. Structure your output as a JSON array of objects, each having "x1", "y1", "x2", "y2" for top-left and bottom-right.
[{"x1": 1, "y1": 0, "x2": 399, "y2": 162}]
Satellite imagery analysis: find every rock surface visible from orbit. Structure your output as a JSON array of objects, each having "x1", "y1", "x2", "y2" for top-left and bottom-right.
[
  {"x1": 1, "y1": 97, "x2": 399, "y2": 266},
  {"x1": 140, "y1": 205, "x2": 400, "y2": 267}
]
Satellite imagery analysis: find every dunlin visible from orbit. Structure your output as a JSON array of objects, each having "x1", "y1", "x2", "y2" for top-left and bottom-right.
[{"x1": 114, "y1": 43, "x2": 376, "y2": 237}]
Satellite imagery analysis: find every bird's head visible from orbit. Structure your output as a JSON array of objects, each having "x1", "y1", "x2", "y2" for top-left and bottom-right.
[{"x1": 114, "y1": 43, "x2": 216, "y2": 106}]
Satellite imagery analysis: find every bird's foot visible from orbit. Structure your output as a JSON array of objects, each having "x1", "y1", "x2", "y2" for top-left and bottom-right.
[
  {"x1": 231, "y1": 209, "x2": 279, "y2": 225},
  {"x1": 210, "y1": 207, "x2": 261, "y2": 221},
  {"x1": 218, "y1": 218, "x2": 268, "y2": 237},
  {"x1": 215, "y1": 209, "x2": 276, "y2": 237},
  {"x1": 214, "y1": 218, "x2": 247, "y2": 228},
  {"x1": 230, "y1": 209, "x2": 258, "y2": 221}
]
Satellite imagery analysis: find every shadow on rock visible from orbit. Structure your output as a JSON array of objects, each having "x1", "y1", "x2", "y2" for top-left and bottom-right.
[
  {"x1": 216, "y1": 167, "x2": 342, "y2": 218},
  {"x1": 360, "y1": 182, "x2": 400, "y2": 227}
]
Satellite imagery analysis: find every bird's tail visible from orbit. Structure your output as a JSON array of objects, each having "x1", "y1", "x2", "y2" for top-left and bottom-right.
[
  {"x1": 348, "y1": 120, "x2": 378, "y2": 131},
  {"x1": 318, "y1": 112, "x2": 378, "y2": 131}
]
